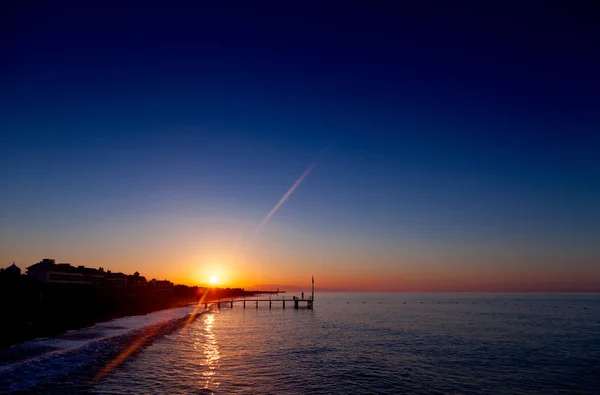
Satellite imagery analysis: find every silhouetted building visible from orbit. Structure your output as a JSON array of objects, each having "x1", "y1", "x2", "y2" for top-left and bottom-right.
[
  {"x1": 105, "y1": 272, "x2": 128, "y2": 288},
  {"x1": 25, "y1": 258, "x2": 158, "y2": 292},
  {"x1": 27, "y1": 259, "x2": 103, "y2": 285},
  {"x1": 150, "y1": 279, "x2": 173, "y2": 292},
  {"x1": 5, "y1": 262, "x2": 21, "y2": 275},
  {"x1": 128, "y1": 272, "x2": 147, "y2": 288},
  {"x1": 26, "y1": 259, "x2": 56, "y2": 283}
]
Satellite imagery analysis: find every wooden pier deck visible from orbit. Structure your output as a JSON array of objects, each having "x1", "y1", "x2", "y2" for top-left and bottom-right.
[
  {"x1": 207, "y1": 276, "x2": 315, "y2": 310},
  {"x1": 206, "y1": 296, "x2": 314, "y2": 310}
]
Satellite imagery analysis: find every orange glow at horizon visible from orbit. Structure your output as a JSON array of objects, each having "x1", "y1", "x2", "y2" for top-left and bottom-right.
[
  {"x1": 12, "y1": 235, "x2": 599, "y2": 293},
  {"x1": 155, "y1": 249, "x2": 600, "y2": 293}
]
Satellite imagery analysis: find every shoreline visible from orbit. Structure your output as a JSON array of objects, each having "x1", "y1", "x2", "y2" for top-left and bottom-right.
[{"x1": 1, "y1": 286, "x2": 265, "y2": 349}]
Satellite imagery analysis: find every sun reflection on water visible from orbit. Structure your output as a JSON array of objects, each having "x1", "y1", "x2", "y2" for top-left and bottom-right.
[{"x1": 199, "y1": 313, "x2": 220, "y2": 390}]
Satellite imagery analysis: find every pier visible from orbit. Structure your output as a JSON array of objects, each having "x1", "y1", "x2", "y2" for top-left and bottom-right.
[
  {"x1": 210, "y1": 295, "x2": 314, "y2": 310},
  {"x1": 206, "y1": 276, "x2": 315, "y2": 310}
]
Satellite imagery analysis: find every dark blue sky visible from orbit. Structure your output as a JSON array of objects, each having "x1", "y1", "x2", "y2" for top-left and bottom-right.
[{"x1": 1, "y1": 1, "x2": 599, "y2": 289}]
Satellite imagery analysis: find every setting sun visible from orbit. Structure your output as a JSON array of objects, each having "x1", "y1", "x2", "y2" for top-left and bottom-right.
[{"x1": 209, "y1": 275, "x2": 218, "y2": 285}]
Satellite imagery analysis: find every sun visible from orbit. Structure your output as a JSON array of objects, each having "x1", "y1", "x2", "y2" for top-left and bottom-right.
[{"x1": 209, "y1": 275, "x2": 218, "y2": 285}]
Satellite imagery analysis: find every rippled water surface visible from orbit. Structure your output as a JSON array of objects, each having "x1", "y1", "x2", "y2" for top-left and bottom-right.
[{"x1": 2, "y1": 293, "x2": 599, "y2": 394}]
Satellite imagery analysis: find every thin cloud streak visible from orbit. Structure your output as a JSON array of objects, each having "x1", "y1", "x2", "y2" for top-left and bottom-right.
[
  {"x1": 231, "y1": 149, "x2": 327, "y2": 254},
  {"x1": 253, "y1": 151, "x2": 325, "y2": 235}
]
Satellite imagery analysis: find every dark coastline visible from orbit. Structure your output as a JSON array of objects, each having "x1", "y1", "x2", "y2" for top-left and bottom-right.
[{"x1": 0, "y1": 273, "x2": 261, "y2": 348}]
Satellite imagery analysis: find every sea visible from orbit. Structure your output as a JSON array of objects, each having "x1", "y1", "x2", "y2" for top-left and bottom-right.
[{"x1": 1, "y1": 293, "x2": 599, "y2": 394}]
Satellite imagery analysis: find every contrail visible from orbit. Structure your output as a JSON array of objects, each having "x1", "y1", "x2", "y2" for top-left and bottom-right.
[{"x1": 253, "y1": 151, "x2": 325, "y2": 234}]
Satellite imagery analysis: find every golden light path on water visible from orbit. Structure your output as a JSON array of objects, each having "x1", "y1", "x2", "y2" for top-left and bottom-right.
[{"x1": 198, "y1": 313, "x2": 220, "y2": 389}]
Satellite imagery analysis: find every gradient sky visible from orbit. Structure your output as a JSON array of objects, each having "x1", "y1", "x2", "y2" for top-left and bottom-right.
[{"x1": 1, "y1": 2, "x2": 599, "y2": 291}]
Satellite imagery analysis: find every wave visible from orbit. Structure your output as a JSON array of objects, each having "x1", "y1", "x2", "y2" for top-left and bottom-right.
[{"x1": 0, "y1": 305, "x2": 211, "y2": 394}]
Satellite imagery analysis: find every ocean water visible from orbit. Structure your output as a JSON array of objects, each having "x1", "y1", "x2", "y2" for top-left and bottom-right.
[{"x1": 1, "y1": 293, "x2": 599, "y2": 394}]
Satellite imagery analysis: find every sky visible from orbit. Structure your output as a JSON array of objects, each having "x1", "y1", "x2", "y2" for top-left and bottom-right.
[{"x1": 1, "y1": 1, "x2": 599, "y2": 291}]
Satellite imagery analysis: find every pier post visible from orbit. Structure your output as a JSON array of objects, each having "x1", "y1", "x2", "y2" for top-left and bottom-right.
[
  {"x1": 243, "y1": 300, "x2": 246, "y2": 308},
  {"x1": 294, "y1": 298, "x2": 299, "y2": 309},
  {"x1": 217, "y1": 302, "x2": 220, "y2": 309},
  {"x1": 231, "y1": 300, "x2": 233, "y2": 308},
  {"x1": 256, "y1": 300, "x2": 258, "y2": 309},
  {"x1": 269, "y1": 300, "x2": 272, "y2": 309},
  {"x1": 283, "y1": 298, "x2": 285, "y2": 309}
]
